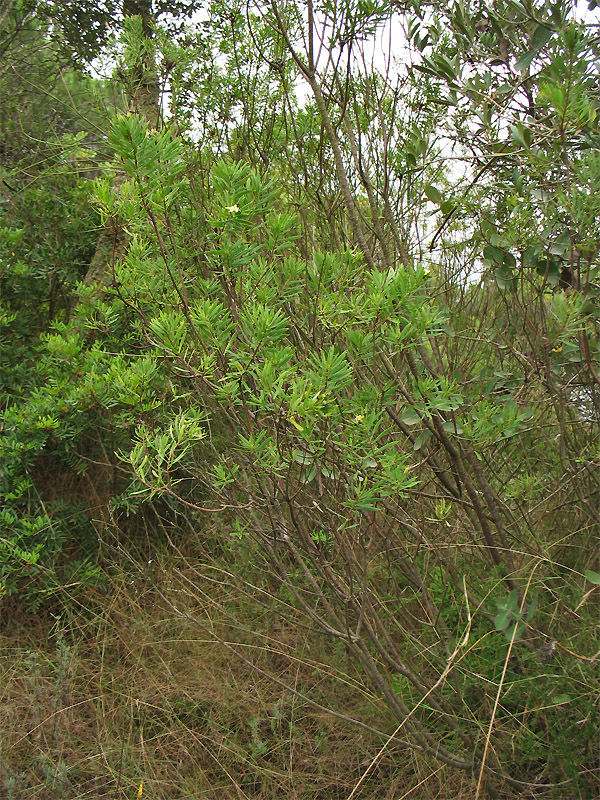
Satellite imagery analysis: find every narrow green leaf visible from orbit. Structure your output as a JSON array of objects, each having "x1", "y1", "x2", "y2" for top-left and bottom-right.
[
  {"x1": 509, "y1": 621, "x2": 526, "y2": 641},
  {"x1": 510, "y1": 123, "x2": 530, "y2": 148},
  {"x1": 525, "y1": 597, "x2": 538, "y2": 622}
]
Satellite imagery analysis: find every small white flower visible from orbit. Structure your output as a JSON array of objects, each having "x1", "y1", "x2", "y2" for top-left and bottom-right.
[{"x1": 226, "y1": 204, "x2": 240, "y2": 213}]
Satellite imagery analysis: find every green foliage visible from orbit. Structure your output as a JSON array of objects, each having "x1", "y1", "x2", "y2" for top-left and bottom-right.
[
  {"x1": 126, "y1": 409, "x2": 207, "y2": 501},
  {"x1": 494, "y1": 589, "x2": 537, "y2": 642},
  {"x1": 1, "y1": 0, "x2": 599, "y2": 794}
]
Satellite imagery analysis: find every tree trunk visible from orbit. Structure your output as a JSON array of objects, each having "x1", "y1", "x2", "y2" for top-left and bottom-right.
[{"x1": 82, "y1": 0, "x2": 159, "y2": 293}]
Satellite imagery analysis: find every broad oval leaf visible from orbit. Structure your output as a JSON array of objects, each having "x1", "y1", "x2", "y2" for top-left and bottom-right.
[
  {"x1": 402, "y1": 408, "x2": 422, "y2": 426},
  {"x1": 531, "y1": 24, "x2": 553, "y2": 50},
  {"x1": 584, "y1": 570, "x2": 600, "y2": 585},
  {"x1": 425, "y1": 184, "x2": 442, "y2": 204}
]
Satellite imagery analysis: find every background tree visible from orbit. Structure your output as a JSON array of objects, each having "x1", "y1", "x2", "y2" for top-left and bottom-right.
[{"x1": 1, "y1": 0, "x2": 598, "y2": 797}]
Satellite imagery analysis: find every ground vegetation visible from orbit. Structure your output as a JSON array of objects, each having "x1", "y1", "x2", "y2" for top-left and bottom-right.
[{"x1": 1, "y1": 0, "x2": 599, "y2": 797}]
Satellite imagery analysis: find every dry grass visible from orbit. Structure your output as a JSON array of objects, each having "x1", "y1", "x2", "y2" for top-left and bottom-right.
[{"x1": 0, "y1": 548, "x2": 486, "y2": 800}]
